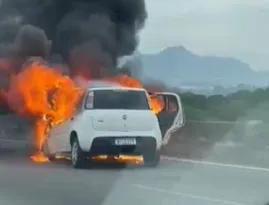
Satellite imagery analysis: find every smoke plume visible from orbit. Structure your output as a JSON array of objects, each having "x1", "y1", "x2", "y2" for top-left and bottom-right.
[{"x1": 0, "y1": 0, "x2": 147, "y2": 77}]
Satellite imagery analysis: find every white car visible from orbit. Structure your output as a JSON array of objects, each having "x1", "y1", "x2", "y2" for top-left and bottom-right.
[{"x1": 42, "y1": 81, "x2": 184, "y2": 168}]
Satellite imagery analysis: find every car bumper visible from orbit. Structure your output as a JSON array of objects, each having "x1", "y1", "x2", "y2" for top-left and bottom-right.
[{"x1": 87, "y1": 136, "x2": 157, "y2": 156}]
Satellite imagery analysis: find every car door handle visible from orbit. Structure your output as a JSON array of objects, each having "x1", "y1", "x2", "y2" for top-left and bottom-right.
[{"x1": 98, "y1": 119, "x2": 104, "y2": 122}]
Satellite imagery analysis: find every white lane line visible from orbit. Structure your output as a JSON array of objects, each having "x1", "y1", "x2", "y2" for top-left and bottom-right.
[
  {"x1": 161, "y1": 156, "x2": 269, "y2": 172},
  {"x1": 133, "y1": 184, "x2": 247, "y2": 205}
]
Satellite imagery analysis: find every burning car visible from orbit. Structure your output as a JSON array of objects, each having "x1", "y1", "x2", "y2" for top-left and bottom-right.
[
  {"x1": 41, "y1": 80, "x2": 184, "y2": 168},
  {"x1": 0, "y1": 0, "x2": 185, "y2": 168}
]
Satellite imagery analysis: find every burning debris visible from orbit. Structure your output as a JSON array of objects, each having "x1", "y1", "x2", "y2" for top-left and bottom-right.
[{"x1": 0, "y1": 0, "x2": 163, "y2": 163}]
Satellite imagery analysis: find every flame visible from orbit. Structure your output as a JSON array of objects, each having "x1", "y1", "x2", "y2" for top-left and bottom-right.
[
  {"x1": 30, "y1": 151, "x2": 49, "y2": 163},
  {"x1": 108, "y1": 74, "x2": 143, "y2": 88},
  {"x1": 7, "y1": 62, "x2": 83, "y2": 162},
  {"x1": 92, "y1": 155, "x2": 143, "y2": 164}
]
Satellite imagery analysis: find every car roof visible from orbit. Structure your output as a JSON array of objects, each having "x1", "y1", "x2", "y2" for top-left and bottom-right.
[{"x1": 86, "y1": 80, "x2": 146, "y2": 91}]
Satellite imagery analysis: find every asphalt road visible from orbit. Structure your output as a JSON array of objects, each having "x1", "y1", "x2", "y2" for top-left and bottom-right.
[{"x1": 0, "y1": 153, "x2": 268, "y2": 205}]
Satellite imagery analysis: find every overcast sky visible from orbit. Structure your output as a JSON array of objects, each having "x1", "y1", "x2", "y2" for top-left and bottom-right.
[{"x1": 138, "y1": 0, "x2": 269, "y2": 71}]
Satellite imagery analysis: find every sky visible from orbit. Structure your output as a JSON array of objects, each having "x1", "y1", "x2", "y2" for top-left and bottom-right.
[{"x1": 138, "y1": 0, "x2": 269, "y2": 71}]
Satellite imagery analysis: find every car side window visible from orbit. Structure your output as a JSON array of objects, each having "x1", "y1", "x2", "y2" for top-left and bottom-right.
[
  {"x1": 75, "y1": 93, "x2": 85, "y2": 115},
  {"x1": 167, "y1": 95, "x2": 178, "y2": 113},
  {"x1": 85, "y1": 91, "x2": 94, "y2": 109}
]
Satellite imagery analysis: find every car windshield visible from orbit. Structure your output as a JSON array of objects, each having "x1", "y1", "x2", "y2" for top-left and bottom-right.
[{"x1": 91, "y1": 89, "x2": 150, "y2": 110}]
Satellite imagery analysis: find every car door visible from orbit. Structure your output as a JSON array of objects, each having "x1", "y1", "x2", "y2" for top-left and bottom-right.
[
  {"x1": 58, "y1": 93, "x2": 86, "y2": 152},
  {"x1": 52, "y1": 120, "x2": 72, "y2": 152},
  {"x1": 46, "y1": 113, "x2": 76, "y2": 153},
  {"x1": 150, "y1": 92, "x2": 185, "y2": 145}
]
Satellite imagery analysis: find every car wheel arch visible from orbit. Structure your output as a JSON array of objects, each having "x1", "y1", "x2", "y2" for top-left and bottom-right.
[{"x1": 70, "y1": 131, "x2": 79, "y2": 146}]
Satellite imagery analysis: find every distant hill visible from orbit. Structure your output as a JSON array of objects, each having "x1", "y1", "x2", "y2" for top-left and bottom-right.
[{"x1": 140, "y1": 46, "x2": 269, "y2": 88}]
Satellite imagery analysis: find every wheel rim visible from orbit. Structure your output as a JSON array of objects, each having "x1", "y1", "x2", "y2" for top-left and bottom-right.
[{"x1": 72, "y1": 142, "x2": 78, "y2": 165}]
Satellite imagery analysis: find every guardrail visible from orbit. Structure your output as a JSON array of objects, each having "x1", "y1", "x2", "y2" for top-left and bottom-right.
[{"x1": 0, "y1": 115, "x2": 31, "y2": 141}]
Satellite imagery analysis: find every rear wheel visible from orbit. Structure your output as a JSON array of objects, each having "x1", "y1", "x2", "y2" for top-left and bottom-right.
[
  {"x1": 48, "y1": 155, "x2": 56, "y2": 162},
  {"x1": 143, "y1": 150, "x2": 160, "y2": 167},
  {"x1": 71, "y1": 138, "x2": 87, "y2": 169}
]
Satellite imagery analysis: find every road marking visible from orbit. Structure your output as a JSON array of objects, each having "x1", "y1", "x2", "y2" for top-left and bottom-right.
[
  {"x1": 161, "y1": 156, "x2": 269, "y2": 172},
  {"x1": 133, "y1": 184, "x2": 247, "y2": 205}
]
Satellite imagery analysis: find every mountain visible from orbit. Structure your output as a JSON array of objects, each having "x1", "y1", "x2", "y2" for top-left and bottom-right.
[{"x1": 140, "y1": 46, "x2": 269, "y2": 88}]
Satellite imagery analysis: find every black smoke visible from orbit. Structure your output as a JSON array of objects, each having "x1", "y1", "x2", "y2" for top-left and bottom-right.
[{"x1": 0, "y1": 0, "x2": 147, "y2": 77}]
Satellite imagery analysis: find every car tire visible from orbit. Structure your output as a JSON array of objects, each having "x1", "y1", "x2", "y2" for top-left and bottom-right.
[
  {"x1": 71, "y1": 138, "x2": 87, "y2": 169},
  {"x1": 48, "y1": 155, "x2": 56, "y2": 162},
  {"x1": 143, "y1": 150, "x2": 160, "y2": 167}
]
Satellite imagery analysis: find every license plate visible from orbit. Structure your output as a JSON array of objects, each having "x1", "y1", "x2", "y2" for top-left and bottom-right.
[{"x1": 115, "y1": 138, "x2": 136, "y2": 145}]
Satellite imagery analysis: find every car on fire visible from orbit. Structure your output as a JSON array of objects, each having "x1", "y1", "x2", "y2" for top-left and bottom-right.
[{"x1": 41, "y1": 81, "x2": 185, "y2": 169}]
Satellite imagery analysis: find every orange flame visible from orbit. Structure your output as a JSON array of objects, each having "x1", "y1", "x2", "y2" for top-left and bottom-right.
[{"x1": 7, "y1": 62, "x2": 84, "y2": 162}]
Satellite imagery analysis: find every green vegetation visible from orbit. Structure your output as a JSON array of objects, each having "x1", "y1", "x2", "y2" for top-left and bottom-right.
[{"x1": 177, "y1": 88, "x2": 269, "y2": 122}]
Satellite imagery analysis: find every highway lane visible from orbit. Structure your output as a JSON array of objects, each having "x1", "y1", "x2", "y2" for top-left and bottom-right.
[{"x1": 0, "y1": 154, "x2": 268, "y2": 205}]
